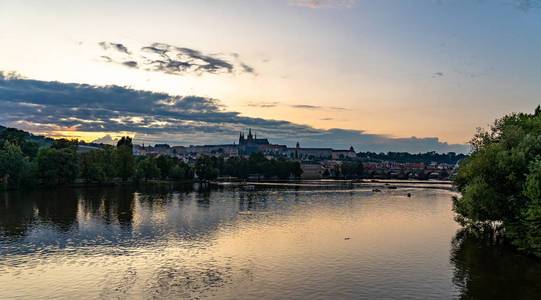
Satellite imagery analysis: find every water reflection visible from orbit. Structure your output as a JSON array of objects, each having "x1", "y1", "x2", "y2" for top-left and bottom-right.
[
  {"x1": 1, "y1": 185, "x2": 541, "y2": 299},
  {"x1": 450, "y1": 228, "x2": 541, "y2": 299}
]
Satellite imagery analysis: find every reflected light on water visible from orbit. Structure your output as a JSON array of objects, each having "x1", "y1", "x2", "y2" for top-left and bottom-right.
[{"x1": 1, "y1": 184, "x2": 540, "y2": 299}]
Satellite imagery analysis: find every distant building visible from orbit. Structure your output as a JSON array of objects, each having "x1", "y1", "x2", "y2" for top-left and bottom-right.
[
  {"x1": 239, "y1": 128, "x2": 269, "y2": 146},
  {"x1": 332, "y1": 146, "x2": 356, "y2": 160},
  {"x1": 288, "y1": 142, "x2": 333, "y2": 160},
  {"x1": 133, "y1": 131, "x2": 359, "y2": 162}
]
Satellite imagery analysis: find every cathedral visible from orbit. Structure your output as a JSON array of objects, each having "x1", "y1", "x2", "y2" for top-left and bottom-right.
[{"x1": 238, "y1": 129, "x2": 270, "y2": 145}]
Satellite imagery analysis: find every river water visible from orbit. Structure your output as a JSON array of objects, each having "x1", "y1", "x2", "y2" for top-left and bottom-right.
[{"x1": 1, "y1": 182, "x2": 541, "y2": 299}]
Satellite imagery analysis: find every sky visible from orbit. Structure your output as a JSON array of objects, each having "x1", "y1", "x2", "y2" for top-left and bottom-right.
[{"x1": 1, "y1": 0, "x2": 540, "y2": 153}]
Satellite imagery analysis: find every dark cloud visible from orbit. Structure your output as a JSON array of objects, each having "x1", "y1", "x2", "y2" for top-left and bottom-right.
[
  {"x1": 433, "y1": 72, "x2": 444, "y2": 77},
  {"x1": 99, "y1": 41, "x2": 255, "y2": 76},
  {"x1": 122, "y1": 61, "x2": 138, "y2": 68},
  {"x1": 0, "y1": 72, "x2": 469, "y2": 153},
  {"x1": 98, "y1": 42, "x2": 130, "y2": 54},
  {"x1": 240, "y1": 63, "x2": 255, "y2": 74},
  {"x1": 142, "y1": 43, "x2": 234, "y2": 74}
]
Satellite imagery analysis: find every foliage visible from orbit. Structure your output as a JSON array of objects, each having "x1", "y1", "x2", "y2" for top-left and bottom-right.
[
  {"x1": 195, "y1": 152, "x2": 303, "y2": 180},
  {"x1": 0, "y1": 141, "x2": 36, "y2": 189},
  {"x1": 168, "y1": 162, "x2": 193, "y2": 181},
  {"x1": 80, "y1": 146, "x2": 116, "y2": 183},
  {"x1": 453, "y1": 106, "x2": 541, "y2": 256},
  {"x1": 341, "y1": 161, "x2": 364, "y2": 179},
  {"x1": 0, "y1": 127, "x2": 40, "y2": 158},
  {"x1": 136, "y1": 156, "x2": 161, "y2": 180},
  {"x1": 117, "y1": 136, "x2": 133, "y2": 149},
  {"x1": 115, "y1": 138, "x2": 136, "y2": 181},
  {"x1": 358, "y1": 151, "x2": 467, "y2": 165},
  {"x1": 51, "y1": 138, "x2": 78, "y2": 151},
  {"x1": 36, "y1": 147, "x2": 79, "y2": 186},
  {"x1": 195, "y1": 156, "x2": 220, "y2": 181}
]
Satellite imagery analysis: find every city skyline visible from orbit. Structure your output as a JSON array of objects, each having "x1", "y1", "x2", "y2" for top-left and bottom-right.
[{"x1": 1, "y1": 0, "x2": 541, "y2": 153}]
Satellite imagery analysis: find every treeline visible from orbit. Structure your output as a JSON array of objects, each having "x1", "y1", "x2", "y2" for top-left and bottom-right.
[
  {"x1": 194, "y1": 152, "x2": 303, "y2": 181},
  {"x1": 453, "y1": 106, "x2": 541, "y2": 257},
  {"x1": 322, "y1": 161, "x2": 364, "y2": 179},
  {"x1": 0, "y1": 129, "x2": 138, "y2": 188},
  {"x1": 357, "y1": 151, "x2": 467, "y2": 165},
  {"x1": 0, "y1": 127, "x2": 303, "y2": 189}
]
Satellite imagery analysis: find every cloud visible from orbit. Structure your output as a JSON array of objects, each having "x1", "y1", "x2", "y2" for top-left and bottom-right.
[
  {"x1": 98, "y1": 42, "x2": 130, "y2": 54},
  {"x1": 512, "y1": 0, "x2": 540, "y2": 11},
  {"x1": 0, "y1": 72, "x2": 469, "y2": 153},
  {"x1": 92, "y1": 134, "x2": 118, "y2": 145},
  {"x1": 290, "y1": 104, "x2": 347, "y2": 110},
  {"x1": 100, "y1": 55, "x2": 112, "y2": 62},
  {"x1": 99, "y1": 41, "x2": 255, "y2": 76},
  {"x1": 240, "y1": 63, "x2": 255, "y2": 74},
  {"x1": 433, "y1": 72, "x2": 444, "y2": 78},
  {"x1": 122, "y1": 61, "x2": 138, "y2": 68},
  {"x1": 247, "y1": 101, "x2": 280, "y2": 108},
  {"x1": 290, "y1": 0, "x2": 356, "y2": 8},
  {"x1": 291, "y1": 104, "x2": 321, "y2": 109}
]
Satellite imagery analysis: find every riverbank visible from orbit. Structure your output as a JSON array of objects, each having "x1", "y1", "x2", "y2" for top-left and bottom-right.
[
  {"x1": 211, "y1": 179, "x2": 455, "y2": 191},
  {"x1": 2, "y1": 178, "x2": 455, "y2": 192}
]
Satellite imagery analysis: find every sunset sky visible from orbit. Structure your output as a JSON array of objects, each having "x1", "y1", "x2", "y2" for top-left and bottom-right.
[{"x1": 1, "y1": 0, "x2": 540, "y2": 152}]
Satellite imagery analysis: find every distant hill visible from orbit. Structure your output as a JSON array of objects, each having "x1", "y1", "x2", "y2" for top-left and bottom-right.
[{"x1": 0, "y1": 125, "x2": 105, "y2": 149}]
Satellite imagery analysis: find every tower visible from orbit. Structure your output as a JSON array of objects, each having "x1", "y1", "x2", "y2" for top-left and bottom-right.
[{"x1": 239, "y1": 131, "x2": 245, "y2": 144}]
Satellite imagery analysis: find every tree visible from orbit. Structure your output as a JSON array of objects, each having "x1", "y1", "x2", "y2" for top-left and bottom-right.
[
  {"x1": 195, "y1": 156, "x2": 219, "y2": 181},
  {"x1": 51, "y1": 138, "x2": 78, "y2": 151},
  {"x1": 80, "y1": 146, "x2": 116, "y2": 183},
  {"x1": 0, "y1": 127, "x2": 40, "y2": 158},
  {"x1": 115, "y1": 138, "x2": 135, "y2": 182},
  {"x1": 453, "y1": 107, "x2": 541, "y2": 256},
  {"x1": 341, "y1": 161, "x2": 364, "y2": 179},
  {"x1": 289, "y1": 161, "x2": 303, "y2": 179},
  {"x1": 156, "y1": 155, "x2": 174, "y2": 179},
  {"x1": 136, "y1": 157, "x2": 160, "y2": 181},
  {"x1": 36, "y1": 147, "x2": 79, "y2": 186},
  {"x1": 0, "y1": 141, "x2": 35, "y2": 189},
  {"x1": 117, "y1": 136, "x2": 133, "y2": 149}
]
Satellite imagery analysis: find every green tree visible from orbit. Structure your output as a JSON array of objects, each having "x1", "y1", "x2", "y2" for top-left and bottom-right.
[
  {"x1": 80, "y1": 146, "x2": 116, "y2": 183},
  {"x1": 0, "y1": 127, "x2": 40, "y2": 158},
  {"x1": 0, "y1": 141, "x2": 35, "y2": 189},
  {"x1": 195, "y1": 156, "x2": 219, "y2": 181},
  {"x1": 136, "y1": 157, "x2": 160, "y2": 181},
  {"x1": 341, "y1": 161, "x2": 364, "y2": 179},
  {"x1": 51, "y1": 138, "x2": 78, "y2": 151},
  {"x1": 289, "y1": 161, "x2": 303, "y2": 179},
  {"x1": 36, "y1": 147, "x2": 79, "y2": 186},
  {"x1": 117, "y1": 136, "x2": 133, "y2": 149},
  {"x1": 453, "y1": 106, "x2": 541, "y2": 256},
  {"x1": 156, "y1": 155, "x2": 175, "y2": 179},
  {"x1": 115, "y1": 141, "x2": 135, "y2": 182}
]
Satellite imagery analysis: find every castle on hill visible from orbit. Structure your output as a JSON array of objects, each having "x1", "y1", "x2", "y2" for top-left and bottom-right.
[
  {"x1": 238, "y1": 128, "x2": 269, "y2": 145},
  {"x1": 134, "y1": 128, "x2": 356, "y2": 161}
]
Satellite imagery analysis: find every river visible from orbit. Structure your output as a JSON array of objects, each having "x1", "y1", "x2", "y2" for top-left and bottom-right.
[{"x1": 1, "y1": 182, "x2": 540, "y2": 299}]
